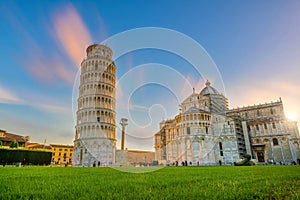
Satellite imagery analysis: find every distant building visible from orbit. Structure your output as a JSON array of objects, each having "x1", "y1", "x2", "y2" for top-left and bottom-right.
[
  {"x1": 0, "y1": 129, "x2": 29, "y2": 147},
  {"x1": 51, "y1": 144, "x2": 74, "y2": 165},
  {"x1": 155, "y1": 81, "x2": 300, "y2": 165},
  {"x1": 116, "y1": 149, "x2": 155, "y2": 166},
  {"x1": 26, "y1": 143, "x2": 73, "y2": 165}
]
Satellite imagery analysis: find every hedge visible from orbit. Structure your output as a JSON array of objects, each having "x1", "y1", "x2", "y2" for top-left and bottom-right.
[{"x1": 0, "y1": 149, "x2": 52, "y2": 165}]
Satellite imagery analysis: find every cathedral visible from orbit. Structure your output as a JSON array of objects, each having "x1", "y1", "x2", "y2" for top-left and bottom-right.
[{"x1": 154, "y1": 81, "x2": 300, "y2": 165}]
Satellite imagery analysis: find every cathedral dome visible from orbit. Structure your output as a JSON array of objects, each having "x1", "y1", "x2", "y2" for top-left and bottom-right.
[{"x1": 200, "y1": 80, "x2": 219, "y2": 96}]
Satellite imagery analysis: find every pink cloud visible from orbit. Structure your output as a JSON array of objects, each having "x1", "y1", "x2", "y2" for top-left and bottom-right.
[
  {"x1": 24, "y1": 52, "x2": 76, "y2": 85},
  {"x1": 34, "y1": 103, "x2": 71, "y2": 115},
  {"x1": 25, "y1": 54, "x2": 55, "y2": 83},
  {"x1": 0, "y1": 85, "x2": 24, "y2": 104},
  {"x1": 54, "y1": 62, "x2": 75, "y2": 85},
  {"x1": 2, "y1": 4, "x2": 78, "y2": 85},
  {"x1": 52, "y1": 4, "x2": 92, "y2": 67}
]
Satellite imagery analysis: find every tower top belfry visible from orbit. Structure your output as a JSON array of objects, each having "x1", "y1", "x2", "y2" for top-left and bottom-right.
[{"x1": 85, "y1": 44, "x2": 113, "y2": 59}]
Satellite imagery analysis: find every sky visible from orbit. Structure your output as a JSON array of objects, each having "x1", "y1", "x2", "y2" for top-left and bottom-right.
[{"x1": 0, "y1": 0, "x2": 300, "y2": 151}]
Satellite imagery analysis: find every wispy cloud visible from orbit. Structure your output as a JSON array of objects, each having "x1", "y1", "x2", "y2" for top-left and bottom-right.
[
  {"x1": 1, "y1": 3, "x2": 77, "y2": 85},
  {"x1": 52, "y1": 4, "x2": 92, "y2": 67},
  {"x1": 23, "y1": 3, "x2": 93, "y2": 84},
  {"x1": 54, "y1": 64, "x2": 75, "y2": 85},
  {"x1": 0, "y1": 84, "x2": 71, "y2": 115},
  {"x1": 24, "y1": 52, "x2": 76, "y2": 85},
  {"x1": 34, "y1": 103, "x2": 71, "y2": 115},
  {"x1": 95, "y1": 12, "x2": 108, "y2": 42},
  {"x1": 0, "y1": 85, "x2": 24, "y2": 104}
]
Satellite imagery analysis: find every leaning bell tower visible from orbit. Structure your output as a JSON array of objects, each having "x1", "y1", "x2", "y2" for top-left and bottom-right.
[{"x1": 73, "y1": 44, "x2": 116, "y2": 166}]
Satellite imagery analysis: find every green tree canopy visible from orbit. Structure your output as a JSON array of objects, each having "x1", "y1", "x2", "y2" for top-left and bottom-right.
[{"x1": 10, "y1": 140, "x2": 19, "y2": 148}]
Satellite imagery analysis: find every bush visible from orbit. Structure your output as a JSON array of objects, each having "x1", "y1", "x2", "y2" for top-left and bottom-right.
[
  {"x1": 0, "y1": 141, "x2": 2, "y2": 146},
  {"x1": 0, "y1": 149, "x2": 52, "y2": 165}
]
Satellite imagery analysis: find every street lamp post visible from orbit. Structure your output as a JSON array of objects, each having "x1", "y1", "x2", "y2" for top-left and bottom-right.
[{"x1": 120, "y1": 118, "x2": 128, "y2": 151}]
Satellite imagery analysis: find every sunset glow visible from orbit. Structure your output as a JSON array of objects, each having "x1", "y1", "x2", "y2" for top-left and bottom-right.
[{"x1": 287, "y1": 113, "x2": 297, "y2": 121}]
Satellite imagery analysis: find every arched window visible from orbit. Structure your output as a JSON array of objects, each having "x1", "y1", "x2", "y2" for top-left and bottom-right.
[
  {"x1": 273, "y1": 138, "x2": 279, "y2": 146},
  {"x1": 256, "y1": 125, "x2": 259, "y2": 131}
]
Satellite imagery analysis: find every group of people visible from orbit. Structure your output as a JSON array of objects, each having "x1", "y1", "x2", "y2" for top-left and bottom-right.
[
  {"x1": 266, "y1": 159, "x2": 299, "y2": 165},
  {"x1": 92, "y1": 161, "x2": 101, "y2": 167},
  {"x1": 171, "y1": 161, "x2": 193, "y2": 166}
]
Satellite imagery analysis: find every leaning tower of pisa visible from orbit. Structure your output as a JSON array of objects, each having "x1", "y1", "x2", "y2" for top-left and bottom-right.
[{"x1": 73, "y1": 44, "x2": 116, "y2": 167}]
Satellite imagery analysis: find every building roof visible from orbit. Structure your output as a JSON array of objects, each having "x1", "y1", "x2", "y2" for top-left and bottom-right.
[
  {"x1": 26, "y1": 142, "x2": 40, "y2": 146},
  {"x1": 27, "y1": 143, "x2": 72, "y2": 150},
  {"x1": 26, "y1": 143, "x2": 51, "y2": 150},
  {"x1": 200, "y1": 80, "x2": 220, "y2": 96},
  {"x1": 227, "y1": 99, "x2": 282, "y2": 113},
  {"x1": 182, "y1": 107, "x2": 210, "y2": 114},
  {"x1": 0, "y1": 131, "x2": 27, "y2": 143},
  {"x1": 50, "y1": 144, "x2": 74, "y2": 148}
]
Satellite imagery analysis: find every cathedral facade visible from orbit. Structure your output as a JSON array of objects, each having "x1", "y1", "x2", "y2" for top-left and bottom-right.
[{"x1": 154, "y1": 81, "x2": 300, "y2": 165}]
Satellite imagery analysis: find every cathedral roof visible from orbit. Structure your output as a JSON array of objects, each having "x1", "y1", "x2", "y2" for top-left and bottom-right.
[
  {"x1": 183, "y1": 107, "x2": 209, "y2": 114},
  {"x1": 200, "y1": 80, "x2": 220, "y2": 96}
]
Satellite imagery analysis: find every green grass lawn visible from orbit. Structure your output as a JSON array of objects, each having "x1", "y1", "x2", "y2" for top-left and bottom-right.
[{"x1": 0, "y1": 166, "x2": 299, "y2": 199}]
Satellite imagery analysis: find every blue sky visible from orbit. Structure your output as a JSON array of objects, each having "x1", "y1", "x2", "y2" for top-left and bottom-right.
[{"x1": 0, "y1": 1, "x2": 300, "y2": 150}]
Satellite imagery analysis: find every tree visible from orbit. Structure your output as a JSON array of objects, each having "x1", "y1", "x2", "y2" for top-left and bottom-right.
[
  {"x1": 10, "y1": 140, "x2": 19, "y2": 148},
  {"x1": 0, "y1": 140, "x2": 2, "y2": 147}
]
